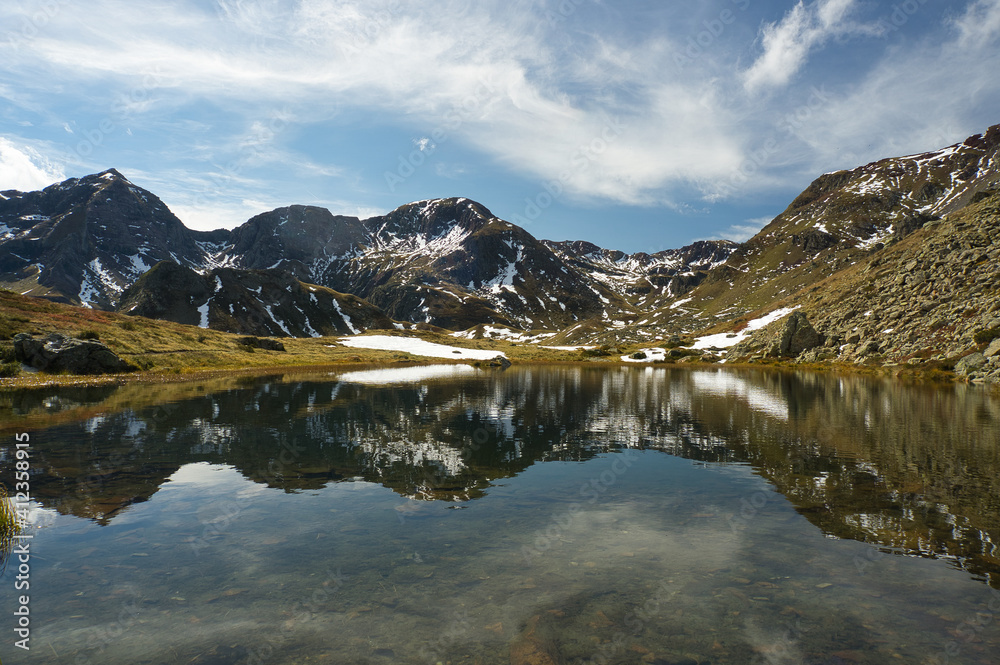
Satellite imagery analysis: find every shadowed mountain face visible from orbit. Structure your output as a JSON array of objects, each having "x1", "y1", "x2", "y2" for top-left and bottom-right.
[
  {"x1": 0, "y1": 170, "x2": 218, "y2": 309},
  {"x1": 4, "y1": 366, "x2": 999, "y2": 588},
  {"x1": 116, "y1": 261, "x2": 398, "y2": 337}
]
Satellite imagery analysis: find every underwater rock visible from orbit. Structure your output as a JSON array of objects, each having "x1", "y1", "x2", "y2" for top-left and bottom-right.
[{"x1": 509, "y1": 615, "x2": 562, "y2": 665}]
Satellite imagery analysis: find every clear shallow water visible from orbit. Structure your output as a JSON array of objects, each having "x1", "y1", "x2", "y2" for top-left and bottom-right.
[{"x1": 2, "y1": 365, "x2": 1000, "y2": 664}]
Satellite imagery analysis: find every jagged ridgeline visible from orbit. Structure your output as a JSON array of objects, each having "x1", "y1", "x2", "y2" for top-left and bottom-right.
[
  {"x1": 1, "y1": 124, "x2": 998, "y2": 354},
  {"x1": 0, "y1": 173, "x2": 735, "y2": 336}
]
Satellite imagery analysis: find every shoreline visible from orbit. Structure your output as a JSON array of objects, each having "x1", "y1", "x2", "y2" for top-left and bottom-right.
[{"x1": 0, "y1": 353, "x2": 980, "y2": 390}]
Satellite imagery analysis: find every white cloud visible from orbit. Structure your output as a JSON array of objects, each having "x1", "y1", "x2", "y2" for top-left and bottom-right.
[
  {"x1": 743, "y1": 0, "x2": 868, "y2": 93},
  {"x1": 773, "y1": 0, "x2": 1000, "y2": 175},
  {"x1": 1, "y1": 0, "x2": 998, "y2": 224},
  {"x1": 168, "y1": 197, "x2": 386, "y2": 231},
  {"x1": 0, "y1": 0, "x2": 747, "y2": 208},
  {"x1": 951, "y1": 0, "x2": 1000, "y2": 48},
  {"x1": 0, "y1": 137, "x2": 65, "y2": 191}
]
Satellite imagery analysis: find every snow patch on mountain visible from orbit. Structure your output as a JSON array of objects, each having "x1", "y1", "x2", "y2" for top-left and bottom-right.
[
  {"x1": 331, "y1": 298, "x2": 359, "y2": 334},
  {"x1": 691, "y1": 306, "x2": 800, "y2": 351},
  {"x1": 264, "y1": 305, "x2": 293, "y2": 336},
  {"x1": 197, "y1": 301, "x2": 210, "y2": 328}
]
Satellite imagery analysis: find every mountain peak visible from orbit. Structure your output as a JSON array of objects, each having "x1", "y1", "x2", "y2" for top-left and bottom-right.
[
  {"x1": 392, "y1": 197, "x2": 496, "y2": 221},
  {"x1": 87, "y1": 168, "x2": 132, "y2": 187}
]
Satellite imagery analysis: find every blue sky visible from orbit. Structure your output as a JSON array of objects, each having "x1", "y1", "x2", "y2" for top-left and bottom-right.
[{"x1": 1, "y1": 0, "x2": 999, "y2": 253}]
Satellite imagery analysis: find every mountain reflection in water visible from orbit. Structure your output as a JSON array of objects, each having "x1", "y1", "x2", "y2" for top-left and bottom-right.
[{"x1": 3, "y1": 365, "x2": 998, "y2": 590}]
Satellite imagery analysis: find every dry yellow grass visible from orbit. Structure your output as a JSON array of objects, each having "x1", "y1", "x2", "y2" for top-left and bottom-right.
[{"x1": 0, "y1": 289, "x2": 603, "y2": 387}]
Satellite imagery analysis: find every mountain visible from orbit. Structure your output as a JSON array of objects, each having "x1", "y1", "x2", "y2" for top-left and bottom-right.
[
  {"x1": 1, "y1": 180, "x2": 734, "y2": 334},
  {"x1": 2, "y1": 124, "x2": 998, "y2": 363},
  {"x1": 0, "y1": 169, "x2": 222, "y2": 309},
  {"x1": 683, "y1": 124, "x2": 1000, "y2": 319},
  {"x1": 554, "y1": 123, "x2": 1000, "y2": 347},
  {"x1": 117, "y1": 261, "x2": 398, "y2": 338},
  {"x1": 724, "y1": 189, "x2": 1000, "y2": 379},
  {"x1": 216, "y1": 199, "x2": 623, "y2": 330}
]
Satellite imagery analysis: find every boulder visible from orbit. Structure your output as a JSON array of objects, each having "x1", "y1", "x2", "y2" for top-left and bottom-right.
[
  {"x1": 858, "y1": 340, "x2": 881, "y2": 357},
  {"x1": 488, "y1": 355, "x2": 512, "y2": 369},
  {"x1": 237, "y1": 336, "x2": 286, "y2": 352},
  {"x1": 954, "y1": 352, "x2": 987, "y2": 376},
  {"x1": 730, "y1": 311, "x2": 824, "y2": 360},
  {"x1": 774, "y1": 312, "x2": 823, "y2": 357},
  {"x1": 14, "y1": 333, "x2": 136, "y2": 375},
  {"x1": 985, "y1": 338, "x2": 1000, "y2": 358}
]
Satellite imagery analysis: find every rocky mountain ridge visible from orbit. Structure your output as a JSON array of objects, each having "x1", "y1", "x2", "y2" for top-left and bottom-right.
[
  {"x1": 2, "y1": 124, "x2": 999, "y2": 380},
  {"x1": 1, "y1": 175, "x2": 736, "y2": 334},
  {"x1": 727, "y1": 191, "x2": 1000, "y2": 382}
]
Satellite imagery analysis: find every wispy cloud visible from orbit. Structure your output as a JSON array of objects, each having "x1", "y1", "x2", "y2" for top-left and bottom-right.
[
  {"x1": 951, "y1": 0, "x2": 1000, "y2": 48},
  {"x1": 698, "y1": 217, "x2": 775, "y2": 243},
  {"x1": 775, "y1": 0, "x2": 1000, "y2": 174},
  {"x1": 0, "y1": 0, "x2": 998, "y2": 239},
  {"x1": 0, "y1": 0, "x2": 747, "y2": 207},
  {"x1": 743, "y1": 0, "x2": 873, "y2": 93}
]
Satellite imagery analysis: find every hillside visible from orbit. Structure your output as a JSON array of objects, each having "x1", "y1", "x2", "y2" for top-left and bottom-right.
[
  {"x1": 117, "y1": 261, "x2": 399, "y2": 337},
  {"x1": 687, "y1": 124, "x2": 1000, "y2": 319},
  {"x1": 1, "y1": 179, "x2": 734, "y2": 333},
  {"x1": 725, "y1": 191, "x2": 1000, "y2": 377}
]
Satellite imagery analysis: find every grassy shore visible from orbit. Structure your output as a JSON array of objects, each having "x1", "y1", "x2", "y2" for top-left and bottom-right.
[
  {"x1": 0, "y1": 289, "x2": 979, "y2": 391},
  {"x1": 0, "y1": 288, "x2": 602, "y2": 387}
]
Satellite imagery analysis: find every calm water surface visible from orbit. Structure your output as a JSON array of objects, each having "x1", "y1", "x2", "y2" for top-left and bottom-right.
[{"x1": 1, "y1": 365, "x2": 999, "y2": 664}]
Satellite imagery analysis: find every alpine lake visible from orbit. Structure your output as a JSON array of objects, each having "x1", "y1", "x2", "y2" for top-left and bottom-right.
[{"x1": 2, "y1": 364, "x2": 999, "y2": 665}]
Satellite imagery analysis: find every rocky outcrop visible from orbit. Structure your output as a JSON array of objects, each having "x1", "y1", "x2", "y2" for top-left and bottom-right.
[
  {"x1": 955, "y1": 352, "x2": 988, "y2": 376},
  {"x1": 790, "y1": 192, "x2": 1000, "y2": 381},
  {"x1": 237, "y1": 336, "x2": 286, "y2": 351},
  {"x1": 14, "y1": 333, "x2": 135, "y2": 375},
  {"x1": 728, "y1": 311, "x2": 823, "y2": 361}
]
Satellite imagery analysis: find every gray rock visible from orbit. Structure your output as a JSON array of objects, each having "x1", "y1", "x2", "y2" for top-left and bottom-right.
[
  {"x1": 488, "y1": 355, "x2": 512, "y2": 369},
  {"x1": 771, "y1": 312, "x2": 822, "y2": 357},
  {"x1": 985, "y1": 338, "x2": 1000, "y2": 358},
  {"x1": 14, "y1": 333, "x2": 136, "y2": 375},
  {"x1": 858, "y1": 340, "x2": 881, "y2": 356},
  {"x1": 726, "y1": 311, "x2": 823, "y2": 361},
  {"x1": 237, "y1": 336, "x2": 286, "y2": 352},
  {"x1": 954, "y1": 352, "x2": 988, "y2": 376}
]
